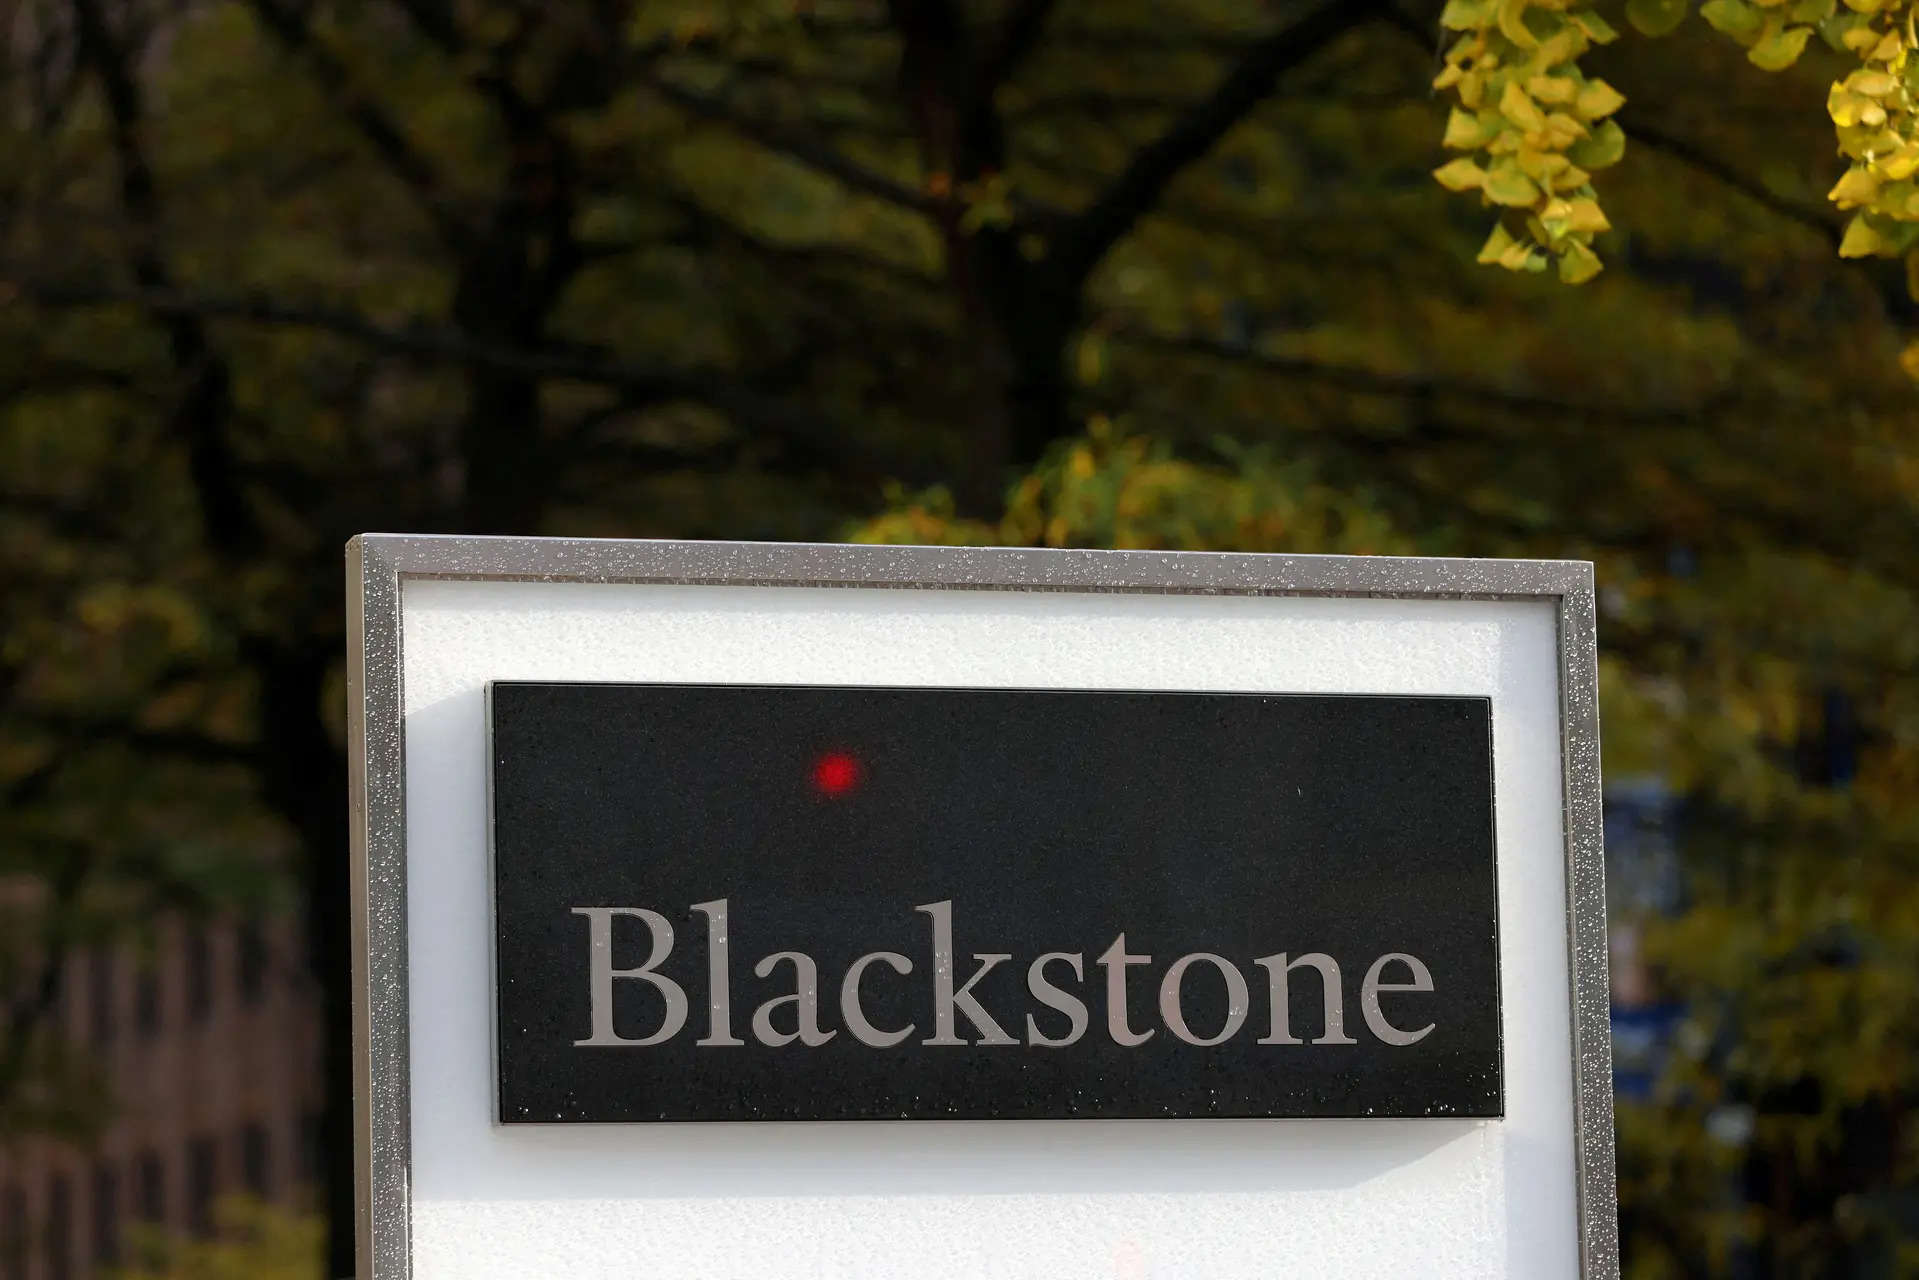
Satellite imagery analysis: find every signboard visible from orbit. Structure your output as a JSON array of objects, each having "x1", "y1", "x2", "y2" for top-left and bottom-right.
[
  {"x1": 491, "y1": 683, "x2": 1501, "y2": 1123},
  {"x1": 349, "y1": 536, "x2": 1615, "y2": 1279}
]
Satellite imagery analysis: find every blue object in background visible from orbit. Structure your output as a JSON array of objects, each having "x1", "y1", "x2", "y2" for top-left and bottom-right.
[{"x1": 1611, "y1": 1002, "x2": 1685, "y2": 1101}]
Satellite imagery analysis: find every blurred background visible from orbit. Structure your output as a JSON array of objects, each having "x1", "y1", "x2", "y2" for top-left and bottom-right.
[{"x1": 0, "y1": 0, "x2": 1915, "y2": 1275}]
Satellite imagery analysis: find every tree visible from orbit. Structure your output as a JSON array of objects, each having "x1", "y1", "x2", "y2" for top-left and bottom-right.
[{"x1": 0, "y1": 1, "x2": 1915, "y2": 1275}]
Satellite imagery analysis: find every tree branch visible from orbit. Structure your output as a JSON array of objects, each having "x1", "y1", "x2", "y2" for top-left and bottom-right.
[
  {"x1": 1617, "y1": 112, "x2": 1838, "y2": 248},
  {"x1": 647, "y1": 191, "x2": 943, "y2": 289},
  {"x1": 242, "y1": 0, "x2": 473, "y2": 252},
  {"x1": 649, "y1": 78, "x2": 944, "y2": 215},
  {"x1": 979, "y1": 0, "x2": 1060, "y2": 90},
  {"x1": 9, "y1": 276, "x2": 854, "y2": 458},
  {"x1": 1107, "y1": 324, "x2": 1732, "y2": 426},
  {"x1": 70, "y1": 0, "x2": 252, "y2": 553},
  {"x1": 381, "y1": 0, "x2": 547, "y2": 131},
  {"x1": 1051, "y1": 0, "x2": 1380, "y2": 288},
  {"x1": 1613, "y1": 115, "x2": 1919, "y2": 327}
]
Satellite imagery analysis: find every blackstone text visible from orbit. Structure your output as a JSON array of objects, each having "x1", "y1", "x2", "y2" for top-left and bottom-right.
[{"x1": 569, "y1": 900, "x2": 1437, "y2": 1050}]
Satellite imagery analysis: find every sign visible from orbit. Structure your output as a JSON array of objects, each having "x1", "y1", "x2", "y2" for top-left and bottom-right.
[
  {"x1": 348, "y1": 536, "x2": 1617, "y2": 1279},
  {"x1": 490, "y1": 682, "x2": 1502, "y2": 1122}
]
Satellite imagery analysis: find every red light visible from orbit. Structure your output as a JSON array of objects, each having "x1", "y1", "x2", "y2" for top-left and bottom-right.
[{"x1": 812, "y1": 752, "x2": 861, "y2": 796}]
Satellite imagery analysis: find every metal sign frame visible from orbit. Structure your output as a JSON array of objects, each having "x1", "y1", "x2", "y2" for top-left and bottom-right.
[{"x1": 346, "y1": 534, "x2": 1616, "y2": 1279}]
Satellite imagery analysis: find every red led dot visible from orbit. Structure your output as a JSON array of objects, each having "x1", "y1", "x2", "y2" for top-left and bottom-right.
[{"x1": 812, "y1": 752, "x2": 861, "y2": 796}]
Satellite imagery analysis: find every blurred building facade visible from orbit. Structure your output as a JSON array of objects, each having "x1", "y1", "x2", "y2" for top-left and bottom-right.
[
  {"x1": 1604, "y1": 776, "x2": 1686, "y2": 1103},
  {"x1": 0, "y1": 915, "x2": 319, "y2": 1278}
]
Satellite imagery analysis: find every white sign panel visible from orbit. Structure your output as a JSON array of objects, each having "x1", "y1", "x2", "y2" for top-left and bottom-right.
[{"x1": 347, "y1": 536, "x2": 1616, "y2": 1279}]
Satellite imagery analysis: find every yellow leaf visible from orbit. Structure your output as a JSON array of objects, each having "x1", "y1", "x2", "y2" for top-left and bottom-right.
[
  {"x1": 1559, "y1": 239, "x2": 1604, "y2": 282},
  {"x1": 1748, "y1": 23, "x2": 1814, "y2": 69},
  {"x1": 1497, "y1": 0, "x2": 1540, "y2": 47},
  {"x1": 1575, "y1": 79, "x2": 1627, "y2": 120},
  {"x1": 1534, "y1": 27, "x2": 1585, "y2": 64},
  {"x1": 1563, "y1": 197, "x2": 1611, "y2": 231},
  {"x1": 1572, "y1": 9, "x2": 1621, "y2": 41},
  {"x1": 1516, "y1": 146, "x2": 1571, "y2": 179},
  {"x1": 1477, "y1": 221, "x2": 1518, "y2": 263},
  {"x1": 1433, "y1": 157, "x2": 1490, "y2": 191},
  {"x1": 1484, "y1": 163, "x2": 1544, "y2": 205},
  {"x1": 1839, "y1": 213, "x2": 1884, "y2": 256},
  {"x1": 1440, "y1": 0, "x2": 1498, "y2": 28},
  {"x1": 1881, "y1": 147, "x2": 1919, "y2": 181},
  {"x1": 1626, "y1": 0, "x2": 1689, "y2": 33},
  {"x1": 1498, "y1": 240, "x2": 1539, "y2": 270},
  {"x1": 1542, "y1": 112, "x2": 1591, "y2": 148},
  {"x1": 1828, "y1": 166, "x2": 1880, "y2": 207},
  {"x1": 1528, "y1": 75, "x2": 1578, "y2": 103},
  {"x1": 1829, "y1": 85, "x2": 1865, "y2": 127},
  {"x1": 1551, "y1": 163, "x2": 1593, "y2": 191},
  {"x1": 1443, "y1": 108, "x2": 1493, "y2": 149},
  {"x1": 1703, "y1": 0, "x2": 1767, "y2": 36},
  {"x1": 1569, "y1": 118, "x2": 1627, "y2": 168},
  {"x1": 1500, "y1": 79, "x2": 1548, "y2": 132}
]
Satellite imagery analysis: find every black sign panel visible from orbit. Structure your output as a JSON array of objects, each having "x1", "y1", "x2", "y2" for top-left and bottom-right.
[{"x1": 490, "y1": 683, "x2": 1501, "y2": 1123}]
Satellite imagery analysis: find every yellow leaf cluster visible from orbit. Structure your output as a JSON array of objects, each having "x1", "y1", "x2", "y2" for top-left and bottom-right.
[
  {"x1": 848, "y1": 419, "x2": 1414, "y2": 557},
  {"x1": 1698, "y1": 0, "x2": 1829, "y2": 69},
  {"x1": 1814, "y1": 0, "x2": 1919, "y2": 262},
  {"x1": 1432, "y1": 0, "x2": 1626, "y2": 283}
]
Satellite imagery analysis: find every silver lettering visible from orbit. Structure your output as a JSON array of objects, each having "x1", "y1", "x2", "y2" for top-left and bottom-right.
[
  {"x1": 915, "y1": 900, "x2": 1017, "y2": 1046},
  {"x1": 750, "y1": 951, "x2": 836, "y2": 1047},
  {"x1": 1254, "y1": 952, "x2": 1357, "y2": 1045},
  {"x1": 841, "y1": 951, "x2": 915, "y2": 1047},
  {"x1": 1361, "y1": 953, "x2": 1436, "y2": 1046},
  {"x1": 571, "y1": 907, "x2": 687, "y2": 1046},
  {"x1": 1024, "y1": 952, "x2": 1088, "y2": 1047},
  {"x1": 1096, "y1": 934, "x2": 1154, "y2": 1046},
  {"x1": 691, "y1": 899, "x2": 745, "y2": 1046},
  {"x1": 1159, "y1": 952, "x2": 1250, "y2": 1047}
]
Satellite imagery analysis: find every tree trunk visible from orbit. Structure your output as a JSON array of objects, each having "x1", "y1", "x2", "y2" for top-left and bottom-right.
[{"x1": 954, "y1": 227, "x2": 1081, "y2": 512}]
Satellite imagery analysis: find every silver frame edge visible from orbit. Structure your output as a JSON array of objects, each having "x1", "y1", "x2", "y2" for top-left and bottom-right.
[
  {"x1": 347, "y1": 536, "x2": 413, "y2": 1280},
  {"x1": 345, "y1": 533, "x2": 1617, "y2": 1280}
]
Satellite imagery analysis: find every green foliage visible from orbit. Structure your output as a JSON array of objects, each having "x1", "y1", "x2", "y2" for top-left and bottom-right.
[
  {"x1": 852, "y1": 418, "x2": 1413, "y2": 554},
  {"x1": 109, "y1": 1199, "x2": 323, "y2": 1280}
]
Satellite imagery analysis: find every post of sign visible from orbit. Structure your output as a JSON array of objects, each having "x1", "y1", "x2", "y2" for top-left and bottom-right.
[{"x1": 347, "y1": 535, "x2": 1616, "y2": 1279}]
